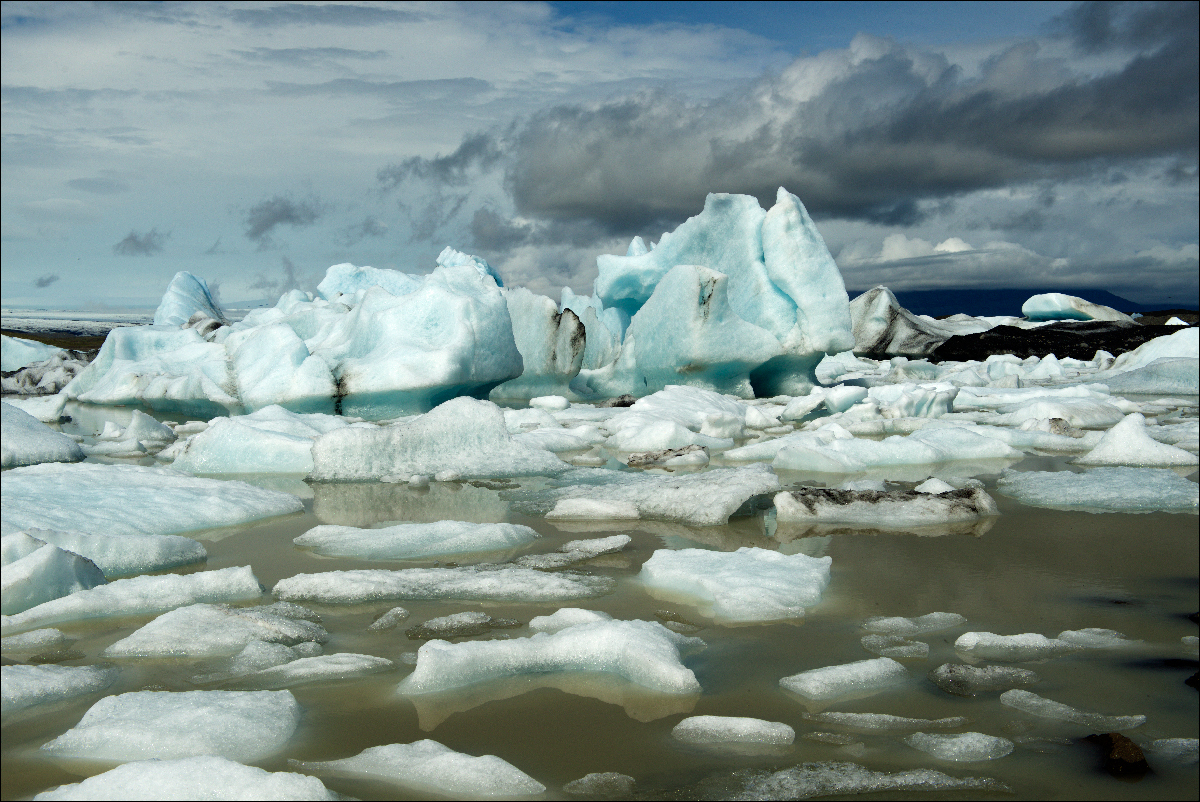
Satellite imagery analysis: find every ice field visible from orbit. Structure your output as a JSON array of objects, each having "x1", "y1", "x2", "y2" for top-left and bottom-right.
[{"x1": 2, "y1": 189, "x2": 1197, "y2": 800}]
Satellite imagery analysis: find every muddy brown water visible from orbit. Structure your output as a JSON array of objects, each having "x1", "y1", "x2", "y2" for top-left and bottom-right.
[{"x1": 3, "y1": 468, "x2": 1197, "y2": 800}]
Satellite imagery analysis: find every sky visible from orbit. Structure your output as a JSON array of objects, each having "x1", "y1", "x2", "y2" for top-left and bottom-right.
[{"x1": 2, "y1": 0, "x2": 1197, "y2": 311}]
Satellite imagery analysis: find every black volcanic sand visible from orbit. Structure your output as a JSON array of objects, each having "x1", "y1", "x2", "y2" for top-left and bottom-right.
[
  {"x1": 1, "y1": 329, "x2": 107, "y2": 352},
  {"x1": 931, "y1": 321, "x2": 1191, "y2": 363}
]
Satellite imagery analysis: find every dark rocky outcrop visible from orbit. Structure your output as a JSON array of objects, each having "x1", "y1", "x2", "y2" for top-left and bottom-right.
[{"x1": 931, "y1": 321, "x2": 1185, "y2": 362}]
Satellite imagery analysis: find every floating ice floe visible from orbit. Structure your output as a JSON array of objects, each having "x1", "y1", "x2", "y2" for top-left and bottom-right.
[
  {"x1": 169, "y1": 405, "x2": 353, "y2": 474},
  {"x1": 954, "y1": 632, "x2": 1079, "y2": 662},
  {"x1": 509, "y1": 463, "x2": 780, "y2": 526},
  {"x1": 546, "y1": 498, "x2": 641, "y2": 521},
  {"x1": 10, "y1": 528, "x2": 206, "y2": 579},
  {"x1": 1056, "y1": 628, "x2": 1141, "y2": 649},
  {"x1": 40, "y1": 690, "x2": 302, "y2": 763},
  {"x1": 780, "y1": 658, "x2": 907, "y2": 704},
  {"x1": 294, "y1": 520, "x2": 539, "y2": 561},
  {"x1": 1021, "y1": 293, "x2": 1133, "y2": 323},
  {"x1": 602, "y1": 386, "x2": 753, "y2": 451},
  {"x1": 310, "y1": 396, "x2": 568, "y2": 481},
  {"x1": 860, "y1": 634, "x2": 928, "y2": 659},
  {"x1": 406, "y1": 611, "x2": 519, "y2": 640},
  {"x1": 1108, "y1": 326, "x2": 1198, "y2": 372},
  {"x1": 293, "y1": 740, "x2": 545, "y2": 798},
  {"x1": 999, "y1": 689, "x2": 1146, "y2": 730},
  {"x1": 3, "y1": 566, "x2": 264, "y2": 635},
  {"x1": 1076, "y1": 413, "x2": 1197, "y2": 466},
  {"x1": 513, "y1": 534, "x2": 631, "y2": 569},
  {"x1": 33, "y1": 756, "x2": 337, "y2": 801},
  {"x1": 862, "y1": 612, "x2": 967, "y2": 636},
  {"x1": 273, "y1": 565, "x2": 613, "y2": 604},
  {"x1": 774, "y1": 486, "x2": 997, "y2": 528},
  {"x1": 928, "y1": 664, "x2": 1040, "y2": 696},
  {"x1": 903, "y1": 732, "x2": 1014, "y2": 762},
  {"x1": 1102, "y1": 357, "x2": 1199, "y2": 395},
  {"x1": 996, "y1": 467, "x2": 1199, "y2": 513},
  {"x1": 367, "y1": 606, "x2": 410, "y2": 631},
  {"x1": 1, "y1": 402, "x2": 84, "y2": 468},
  {"x1": 2, "y1": 532, "x2": 106, "y2": 615},
  {"x1": 0, "y1": 627, "x2": 70, "y2": 654},
  {"x1": 2, "y1": 664, "x2": 118, "y2": 717},
  {"x1": 103, "y1": 603, "x2": 327, "y2": 659},
  {"x1": 672, "y1": 715, "x2": 795, "y2": 745},
  {"x1": 801, "y1": 711, "x2": 967, "y2": 731},
  {"x1": 639, "y1": 547, "x2": 831, "y2": 623},
  {"x1": 735, "y1": 761, "x2": 1007, "y2": 799},
  {"x1": 0, "y1": 463, "x2": 304, "y2": 539},
  {"x1": 1145, "y1": 738, "x2": 1199, "y2": 765},
  {"x1": 233, "y1": 653, "x2": 395, "y2": 689},
  {"x1": 772, "y1": 425, "x2": 1021, "y2": 474}
]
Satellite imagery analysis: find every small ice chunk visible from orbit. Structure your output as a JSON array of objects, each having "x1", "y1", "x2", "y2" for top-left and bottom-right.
[
  {"x1": 1076, "y1": 413, "x2": 1197, "y2": 467},
  {"x1": 546, "y1": 499, "x2": 640, "y2": 520},
  {"x1": 293, "y1": 740, "x2": 544, "y2": 797},
  {"x1": 514, "y1": 534, "x2": 631, "y2": 569},
  {"x1": 775, "y1": 487, "x2": 997, "y2": 526},
  {"x1": 2, "y1": 664, "x2": 118, "y2": 716},
  {"x1": 563, "y1": 772, "x2": 636, "y2": 797},
  {"x1": 838, "y1": 478, "x2": 887, "y2": 491},
  {"x1": 929, "y1": 664, "x2": 1039, "y2": 696},
  {"x1": 996, "y1": 467, "x2": 1198, "y2": 513},
  {"x1": 861, "y1": 634, "x2": 928, "y2": 659},
  {"x1": 33, "y1": 755, "x2": 337, "y2": 801},
  {"x1": 736, "y1": 761, "x2": 1007, "y2": 798},
  {"x1": 40, "y1": 690, "x2": 302, "y2": 763},
  {"x1": 1182, "y1": 635, "x2": 1199, "y2": 654},
  {"x1": 530, "y1": 395, "x2": 570, "y2": 411},
  {"x1": 954, "y1": 632, "x2": 1079, "y2": 662},
  {"x1": 904, "y1": 731, "x2": 1014, "y2": 762},
  {"x1": 802, "y1": 711, "x2": 967, "y2": 731},
  {"x1": 273, "y1": 565, "x2": 613, "y2": 605},
  {"x1": 780, "y1": 657, "x2": 907, "y2": 702},
  {"x1": 999, "y1": 689, "x2": 1146, "y2": 730},
  {"x1": 639, "y1": 547, "x2": 831, "y2": 624},
  {"x1": 1057, "y1": 628, "x2": 1140, "y2": 649},
  {"x1": 1145, "y1": 738, "x2": 1199, "y2": 764},
  {"x1": 409, "y1": 474, "x2": 430, "y2": 488},
  {"x1": 672, "y1": 715, "x2": 795, "y2": 745},
  {"x1": 294, "y1": 520, "x2": 539, "y2": 561},
  {"x1": 238, "y1": 653, "x2": 395, "y2": 689},
  {"x1": 103, "y1": 603, "x2": 327, "y2": 659},
  {"x1": 863, "y1": 612, "x2": 966, "y2": 637},
  {"x1": 1165, "y1": 316, "x2": 1188, "y2": 326},
  {"x1": 367, "y1": 606, "x2": 411, "y2": 631},
  {"x1": 3, "y1": 566, "x2": 265, "y2": 635},
  {"x1": 528, "y1": 607, "x2": 612, "y2": 634},
  {"x1": 914, "y1": 477, "x2": 956, "y2": 494},
  {"x1": 1, "y1": 627, "x2": 69, "y2": 654},
  {"x1": 407, "y1": 611, "x2": 517, "y2": 640}
]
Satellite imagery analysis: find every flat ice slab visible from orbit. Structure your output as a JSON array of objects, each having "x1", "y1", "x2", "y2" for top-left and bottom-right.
[
  {"x1": 0, "y1": 463, "x2": 304, "y2": 538},
  {"x1": 862, "y1": 612, "x2": 966, "y2": 636},
  {"x1": 33, "y1": 756, "x2": 337, "y2": 801},
  {"x1": 2, "y1": 534, "x2": 106, "y2": 615},
  {"x1": 3, "y1": 566, "x2": 264, "y2": 635},
  {"x1": 996, "y1": 467, "x2": 1198, "y2": 514},
  {"x1": 40, "y1": 690, "x2": 302, "y2": 763},
  {"x1": 737, "y1": 761, "x2": 1007, "y2": 799},
  {"x1": 780, "y1": 658, "x2": 907, "y2": 703},
  {"x1": 638, "y1": 547, "x2": 830, "y2": 623},
  {"x1": 237, "y1": 653, "x2": 395, "y2": 689},
  {"x1": 294, "y1": 520, "x2": 539, "y2": 561},
  {"x1": 954, "y1": 631, "x2": 1079, "y2": 662},
  {"x1": 1, "y1": 402, "x2": 84, "y2": 468},
  {"x1": 2, "y1": 664, "x2": 118, "y2": 717},
  {"x1": 904, "y1": 731, "x2": 1014, "y2": 762},
  {"x1": 14, "y1": 528, "x2": 206, "y2": 579},
  {"x1": 802, "y1": 711, "x2": 966, "y2": 731},
  {"x1": 672, "y1": 715, "x2": 794, "y2": 745},
  {"x1": 103, "y1": 603, "x2": 327, "y2": 659},
  {"x1": 293, "y1": 740, "x2": 545, "y2": 798},
  {"x1": 274, "y1": 565, "x2": 613, "y2": 604},
  {"x1": 1000, "y1": 689, "x2": 1146, "y2": 730},
  {"x1": 775, "y1": 487, "x2": 997, "y2": 525}
]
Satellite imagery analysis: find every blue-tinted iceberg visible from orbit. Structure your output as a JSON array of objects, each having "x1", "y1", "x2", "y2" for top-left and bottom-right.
[
  {"x1": 1021, "y1": 293, "x2": 1132, "y2": 323},
  {"x1": 490, "y1": 288, "x2": 585, "y2": 401},
  {"x1": 153, "y1": 271, "x2": 228, "y2": 328}
]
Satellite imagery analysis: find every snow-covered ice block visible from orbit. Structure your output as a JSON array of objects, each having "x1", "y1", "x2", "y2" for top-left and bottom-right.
[
  {"x1": 528, "y1": 607, "x2": 613, "y2": 633},
  {"x1": 398, "y1": 617, "x2": 701, "y2": 696},
  {"x1": 18, "y1": 528, "x2": 206, "y2": 579},
  {"x1": 237, "y1": 653, "x2": 395, "y2": 689},
  {"x1": 1, "y1": 402, "x2": 84, "y2": 468},
  {"x1": 293, "y1": 740, "x2": 545, "y2": 798},
  {"x1": 915, "y1": 477, "x2": 957, "y2": 493},
  {"x1": 929, "y1": 664, "x2": 1039, "y2": 696},
  {"x1": 41, "y1": 690, "x2": 302, "y2": 763},
  {"x1": 317, "y1": 262, "x2": 421, "y2": 300},
  {"x1": 996, "y1": 467, "x2": 1198, "y2": 513},
  {"x1": 861, "y1": 634, "x2": 928, "y2": 659},
  {"x1": 775, "y1": 487, "x2": 997, "y2": 526},
  {"x1": 1109, "y1": 327, "x2": 1198, "y2": 372},
  {"x1": 367, "y1": 606, "x2": 411, "y2": 631},
  {"x1": 294, "y1": 520, "x2": 538, "y2": 561},
  {"x1": 1076, "y1": 413, "x2": 1196, "y2": 467},
  {"x1": 2, "y1": 333, "x2": 65, "y2": 372},
  {"x1": 639, "y1": 547, "x2": 831, "y2": 623},
  {"x1": 863, "y1": 612, "x2": 966, "y2": 636},
  {"x1": 546, "y1": 499, "x2": 641, "y2": 521},
  {"x1": 954, "y1": 632, "x2": 1079, "y2": 662},
  {"x1": 802, "y1": 711, "x2": 967, "y2": 731},
  {"x1": 999, "y1": 689, "x2": 1146, "y2": 730},
  {"x1": 1057, "y1": 628, "x2": 1140, "y2": 649},
  {"x1": 904, "y1": 732, "x2": 1014, "y2": 762},
  {"x1": 3, "y1": 566, "x2": 264, "y2": 635},
  {"x1": 780, "y1": 658, "x2": 907, "y2": 703},
  {"x1": 34, "y1": 756, "x2": 337, "y2": 801},
  {"x1": 273, "y1": 565, "x2": 613, "y2": 605},
  {"x1": 310, "y1": 397, "x2": 567, "y2": 481},
  {"x1": 154, "y1": 272, "x2": 228, "y2": 328},
  {"x1": 736, "y1": 761, "x2": 1006, "y2": 799},
  {"x1": 995, "y1": 397, "x2": 1126, "y2": 429},
  {"x1": 512, "y1": 464, "x2": 780, "y2": 527},
  {"x1": 3, "y1": 393, "x2": 68, "y2": 423},
  {"x1": 104, "y1": 603, "x2": 327, "y2": 659},
  {"x1": 2, "y1": 534, "x2": 107, "y2": 615},
  {"x1": 170, "y1": 405, "x2": 351, "y2": 475},
  {"x1": 2, "y1": 664, "x2": 117, "y2": 716},
  {"x1": 672, "y1": 715, "x2": 794, "y2": 745},
  {"x1": 1021, "y1": 293, "x2": 1132, "y2": 323},
  {"x1": 0, "y1": 463, "x2": 304, "y2": 539},
  {"x1": 514, "y1": 535, "x2": 631, "y2": 569}
]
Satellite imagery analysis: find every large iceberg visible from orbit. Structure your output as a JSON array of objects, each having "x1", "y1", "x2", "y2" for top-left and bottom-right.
[
  {"x1": 490, "y1": 287, "x2": 586, "y2": 400},
  {"x1": 1021, "y1": 292, "x2": 1133, "y2": 323}
]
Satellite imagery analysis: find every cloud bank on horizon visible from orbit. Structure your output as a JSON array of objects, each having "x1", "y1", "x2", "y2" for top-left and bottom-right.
[{"x1": 2, "y1": 1, "x2": 1196, "y2": 309}]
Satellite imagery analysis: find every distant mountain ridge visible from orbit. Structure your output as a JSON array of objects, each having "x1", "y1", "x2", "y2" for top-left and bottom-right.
[{"x1": 846, "y1": 288, "x2": 1198, "y2": 319}]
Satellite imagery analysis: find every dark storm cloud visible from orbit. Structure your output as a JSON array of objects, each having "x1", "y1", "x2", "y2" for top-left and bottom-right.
[
  {"x1": 113, "y1": 228, "x2": 167, "y2": 256},
  {"x1": 227, "y1": 4, "x2": 420, "y2": 28},
  {"x1": 266, "y1": 77, "x2": 489, "y2": 104},
  {"x1": 249, "y1": 256, "x2": 315, "y2": 299},
  {"x1": 34, "y1": 273, "x2": 60, "y2": 288},
  {"x1": 340, "y1": 216, "x2": 388, "y2": 246},
  {"x1": 470, "y1": 208, "x2": 618, "y2": 253},
  {"x1": 1053, "y1": 1, "x2": 1198, "y2": 52},
  {"x1": 244, "y1": 196, "x2": 323, "y2": 247},
  {"x1": 378, "y1": 133, "x2": 503, "y2": 191},
  {"x1": 67, "y1": 177, "x2": 129, "y2": 195}
]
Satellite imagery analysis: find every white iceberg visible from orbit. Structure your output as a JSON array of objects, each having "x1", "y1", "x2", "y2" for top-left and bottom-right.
[
  {"x1": 954, "y1": 632, "x2": 1079, "y2": 662},
  {"x1": 2, "y1": 664, "x2": 118, "y2": 717},
  {"x1": 639, "y1": 547, "x2": 831, "y2": 623},
  {"x1": 490, "y1": 287, "x2": 586, "y2": 400},
  {"x1": 2, "y1": 333, "x2": 66, "y2": 372},
  {"x1": 273, "y1": 565, "x2": 613, "y2": 604},
  {"x1": 317, "y1": 262, "x2": 421, "y2": 301},
  {"x1": 294, "y1": 520, "x2": 539, "y2": 561},
  {"x1": 996, "y1": 467, "x2": 1198, "y2": 513},
  {"x1": 81, "y1": 410, "x2": 176, "y2": 458},
  {"x1": 1076, "y1": 413, "x2": 1197, "y2": 467},
  {"x1": 1, "y1": 402, "x2": 84, "y2": 468},
  {"x1": 780, "y1": 657, "x2": 908, "y2": 703},
  {"x1": 103, "y1": 603, "x2": 327, "y2": 659}
]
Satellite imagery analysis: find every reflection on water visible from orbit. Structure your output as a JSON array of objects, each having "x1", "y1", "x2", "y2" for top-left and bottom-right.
[{"x1": 3, "y1": 473, "x2": 1197, "y2": 801}]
